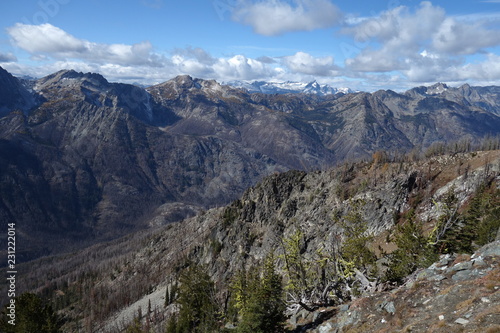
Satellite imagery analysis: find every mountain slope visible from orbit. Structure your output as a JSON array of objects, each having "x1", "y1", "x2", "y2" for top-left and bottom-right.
[
  {"x1": 0, "y1": 70, "x2": 289, "y2": 262},
  {"x1": 0, "y1": 67, "x2": 39, "y2": 117},
  {"x1": 7, "y1": 150, "x2": 500, "y2": 332},
  {"x1": 1, "y1": 67, "x2": 500, "y2": 264}
]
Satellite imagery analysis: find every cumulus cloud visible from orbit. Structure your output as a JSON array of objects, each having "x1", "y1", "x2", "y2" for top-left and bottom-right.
[
  {"x1": 341, "y1": 1, "x2": 500, "y2": 85},
  {"x1": 343, "y1": 2, "x2": 445, "y2": 46},
  {"x1": 7, "y1": 23, "x2": 162, "y2": 67},
  {"x1": 0, "y1": 52, "x2": 17, "y2": 63},
  {"x1": 5, "y1": 23, "x2": 282, "y2": 83},
  {"x1": 256, "y1": 56, "x2": 276, "y2": 64},
  {"x1": 455, "y1": 53, "x2": 500, "y2": 81},
  {"x1": 213, "y1": 55, "x2": 274, "y2": 80},
  {"x1": 6, "y1": 5, "x2": 500, "y2": 91},
  {"x1": 403, "y1": 53, "x2": 463, "y2": 82},
  {"x1": 283, "y1": 52, "x2": 338, "y2": 76},
  {"x1": 7, "y1": 23, "x2": 86, "y2": 54},
  {"x1": 345, "y1": 48, "x2": 405, "y2": 73},
  {"x1": 342, "y1": 2, "x2": 446, "y2": 72},
  {"x1": 171, "y1": 54, "x2": 214, "y2": 78},
  {"x1": 432, "y1": 17, "x2": 500, "y2": 55},
  {"x1": 232, "y1": 0, "x2": 342, "y2": 36},
  {"x1": 171, "y1": 46, "x2": 216, "y2": 65}
]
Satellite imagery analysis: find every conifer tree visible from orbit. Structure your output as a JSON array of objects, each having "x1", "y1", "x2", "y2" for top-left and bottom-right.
[
  {"x1": 385, "y1": 211, "x2": 437, "y2": 283},
  {"x1": 230, "y1": 253, "x2": 286, "y2": 333},
  {"x1": 339, "y1": 201, "x2": 377, "y2": 274},
  {"x1": 167, "y1": 263, "x2": 219, "y2": 333},
  {"x1": 0, "y1": 293, "x2": 62, "y2": 333}
]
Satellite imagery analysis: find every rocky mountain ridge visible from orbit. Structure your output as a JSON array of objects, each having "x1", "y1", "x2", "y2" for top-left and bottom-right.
[
  {"x1": 1, "y1": 66, "x2": 500, "y2": 264},
  {"x1": 225, "y1": 80, "x2": 354, "y2": 95},
  {"x1": 5, "y1": 149, "x2": 499, "y2": 332}
]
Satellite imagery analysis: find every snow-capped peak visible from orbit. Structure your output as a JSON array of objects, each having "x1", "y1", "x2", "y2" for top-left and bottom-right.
[
  {"x1": 427, "y1": 82, "x2": 448, "y2": 95},
  {"x1": 226, "y1": 80, "x2": 353, "y2": 96}
]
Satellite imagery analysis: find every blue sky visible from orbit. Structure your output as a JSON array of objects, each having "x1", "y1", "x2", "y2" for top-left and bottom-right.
[{"x1": 1, "y1": 0, "x2": 500, "y2": 91}]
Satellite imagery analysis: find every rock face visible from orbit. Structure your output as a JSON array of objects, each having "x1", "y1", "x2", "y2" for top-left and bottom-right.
[
  {"x1": 0, "y1": 67, "x2": 39, "y2": 116},
  {"x1": 1, "y1": 66, "x2": 500, "y2": 262}
]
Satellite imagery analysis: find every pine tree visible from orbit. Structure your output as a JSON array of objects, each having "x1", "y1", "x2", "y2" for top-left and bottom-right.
[
  {"x1": 440, "y1": 183, "x2": 500, "y2": 253},
  {"x1": 385, "y1": 212, "x2": 437, "y2": 283},
  {"x1": 125, "y1": 317, "x2": 143, "y2": 333},
  {"x1": 339, "y1": 203, "x2": 377, "y2": 273},
  {"x1": 172, "y1": 263, "x2": 219, "y2": 333},
  {"x1": 232, "y1": 253, "x2": 286, "y2": 333}
]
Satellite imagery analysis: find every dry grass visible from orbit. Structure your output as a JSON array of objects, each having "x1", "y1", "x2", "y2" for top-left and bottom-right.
[
  {"x1": 455, "y1": 296, "x2": 477, "y2": 311},
  {"x1": 350, "y1": 296, "x2": 371, "y2": 309},
  {"x1": 452, "y1": 254, "x2": 471, "y2": 265},
  {"x1": 344, "y1": 321, "x2": 375, "y2": 333},
  {"x1": 475, "y1": 304, "x2": 500, "y2": 324},
  {"x1": 484, "y1": 325, "x2": 500, "y2": 333},
  {"x1": 437, "y1": 284, "x2": 456, "y2": 296},
  {"x1": 427, "y1": 320, "x2": 451, "y2": 333},
  {"x1": 477, "y1": 267, "x2": 500, "y2": 291}
]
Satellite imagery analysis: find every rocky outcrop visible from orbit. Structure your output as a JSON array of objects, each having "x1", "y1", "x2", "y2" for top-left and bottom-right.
[{"x1": 301, "y1": 241, "x2": 500, "y2": 333}]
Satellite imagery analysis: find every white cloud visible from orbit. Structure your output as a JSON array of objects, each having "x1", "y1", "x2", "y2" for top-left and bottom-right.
[
  {"x1": 344, "y1": 48, "x2": 405, "y2": 73},
  {"x1": 0, "y1": 52, "x2": 17, "y2": 63},
  {"x1": 342, "y1": 2, "x2": 445, "y2": 46},
  {"x1": 7, "y1": 23, "x2": 86, "y2": 55},
  {"x1": 5, "y1": 23, "x2": 283, "y2": 83},
  {"x1": 341, "y1": 1, "x2": 500, "y2": 85},
  {"x1": 456, "y1": 53, "x2": 500, "y2": 81},
  {"x1": 432, "y1": 17, "x2": 500, "y2": 55},
  {"x1": 172, "y1": 47, "x2": 216, "y2": 65},
  {"x1": 7, "y1": 23, "x2": 162, "y2": 67},
  {"x1": 213, "y1": 55, "x2": 274, "y2": 80},
  {"x1": 403, "y1": 54, "x2": 463, "y2": 82},
  {"x1": 282, "y1": 51, "x2": 338, "y2": 76},
  {"x1": 341, "y1": 2, "x2": 447, "y2": 73},
  {"x1": 6, "y1": 7, "x2": 500, "y2": 91},
  {"x1": 232, "y1": 0, "x2": 342, "y2": 36},
  {"x1": 171, "y1": 54, "x2": 214, "y2": 77}
]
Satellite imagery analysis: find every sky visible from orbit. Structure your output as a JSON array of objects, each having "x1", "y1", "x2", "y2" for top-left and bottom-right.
[{"x1": 1, "y1": 0, "x2": 500, "y2": 91}]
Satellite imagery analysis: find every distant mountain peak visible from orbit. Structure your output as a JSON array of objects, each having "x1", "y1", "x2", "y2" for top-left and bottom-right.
[
  {"x1": 35, "y1": 69, "x2": 110, "y2": 92},
  {"x1": 427, "y1": 82, "x2": 448, "y2": 94},
  {"x1": 226, "y1": 79, "x2": 354, "y2": 96},
  {"x1": 406, "y1": 82, "x2": 450, "y2": 97}
]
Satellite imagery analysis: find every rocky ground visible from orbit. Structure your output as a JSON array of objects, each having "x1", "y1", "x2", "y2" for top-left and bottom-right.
[{"x1": 292, "y1": 241, "x2": 500, "y2": 333}]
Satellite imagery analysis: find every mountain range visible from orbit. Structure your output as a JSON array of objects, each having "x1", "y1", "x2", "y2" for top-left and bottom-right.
[
  {"x1": 1, "y1": 66, "x2": 500, "y2": 263},
  {"x1": 225, "y1": 79, "x2": 354, "y2": 95}
]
